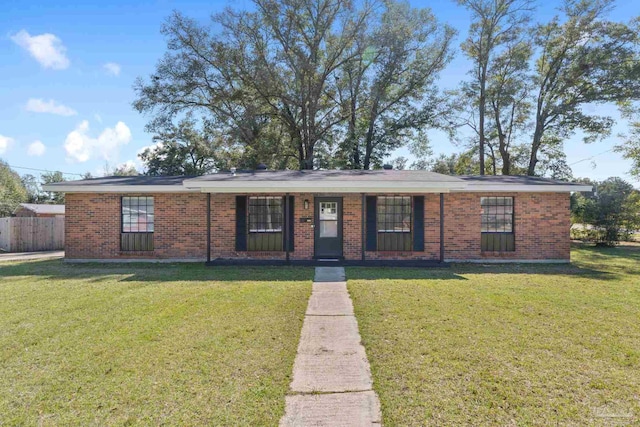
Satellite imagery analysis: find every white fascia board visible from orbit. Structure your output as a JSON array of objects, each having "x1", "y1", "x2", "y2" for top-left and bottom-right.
[
  {"x1": 41, "y1": 185, "x2": 199, "y2": 193},
  {"x1": 452, "y1": 184, "x2": 593, "y2": 193},
  {"x1": 184, "y1": 180, "x2": 467, "y2": 193}
]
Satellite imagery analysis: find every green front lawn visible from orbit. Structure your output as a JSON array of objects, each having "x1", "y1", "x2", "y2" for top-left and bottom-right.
[
  {"x1": 348, "y1": 245, "x2": 640, "y2": 426},
  {"x1": 0, "y1": 262, "x2": 312, "y2": 425}
]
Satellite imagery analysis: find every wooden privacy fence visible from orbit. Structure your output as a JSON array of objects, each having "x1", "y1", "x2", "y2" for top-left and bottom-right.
[{"x1": 0, "y1": 217, "x2": 64, "y2": 252}]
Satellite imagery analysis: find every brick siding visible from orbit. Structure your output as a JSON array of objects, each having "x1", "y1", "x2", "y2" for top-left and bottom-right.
[
  {"x1": 65, "y1": 191, "x2": 570, "y2": 261},
  {"x1": 66, "y1": 193, "x2": 207, "y2": 260}
]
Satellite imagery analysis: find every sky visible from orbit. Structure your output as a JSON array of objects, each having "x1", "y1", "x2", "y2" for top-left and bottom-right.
[{"x1": 0, "y1": 0, "x2": 638, "y2": 185}]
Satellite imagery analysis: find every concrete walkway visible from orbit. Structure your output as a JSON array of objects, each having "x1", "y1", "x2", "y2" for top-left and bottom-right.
[
  {"x1": 280, "y1": 267, "x2": 381, "y2": 426},
  {"x1": 0, "y1": 250, "x2": 64, "y2": 262}
]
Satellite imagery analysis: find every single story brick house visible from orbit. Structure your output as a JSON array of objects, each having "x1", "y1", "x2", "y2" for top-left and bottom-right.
[{"x1": 43, "y1": 170, "x2": 591, "y2": 265}]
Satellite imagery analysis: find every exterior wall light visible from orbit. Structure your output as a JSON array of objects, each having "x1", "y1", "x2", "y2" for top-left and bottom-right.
[{"x1": 304, "y1": 199, "x2": 310, "y2": 210}]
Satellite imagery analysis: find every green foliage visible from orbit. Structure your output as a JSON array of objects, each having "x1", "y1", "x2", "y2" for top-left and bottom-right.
[
  {"x1": 527, "y1": 0, "x2": 640, "y2": 175},
  {"x1": 457, "y1": 0, "x2": 640, "y2": 177},
  {"x1": 40, "y1": 171, "x2": 66, "y2": 204},
  {"x1": 140, "y1": 118, "x2": 217, "y2": 176},
  {"x1": 457, "y1": 0, "x2": 533, "y2": 175},
  {"x1": 134, "y1": 0, "x2": 454, "y2": 171},
  {"x1": 111, "y1": 164, "x2": 139, "y2": 176},
  {"x1": 21, "y1": 174, "x2": 46, "y2": 204},
  {"x1": 427, "y1": 151, "x2": 480, "y2": 175},
  {"x1": 0, "y1": 160, "x2": 28, "y2": 216},
  {"x1": 571, "y1": 177, "x2": 639, "y2": 246},
  {"x1": 615, "y1": 103, "x2": 640, "y2": 179},
  {"x1": 334, "y1": 1, "x2": 455, "y2": 169}
]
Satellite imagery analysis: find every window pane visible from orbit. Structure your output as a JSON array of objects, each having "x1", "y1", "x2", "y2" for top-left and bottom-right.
[
  {"x1": 247, "y1": 196, "x2": 284, "y2": 250},
  {"x1": 377, "y1": 196, "x2": 412, "y2": 250},
  {"x1": 122, "y1": 196, "x2": 154, "y2": 234},
  {"x1": 481, "y1": 197, "x2": 514, "y2": 251},
  {"x1": 320, "y1": 220, "x2": 338, "y2": 238}
]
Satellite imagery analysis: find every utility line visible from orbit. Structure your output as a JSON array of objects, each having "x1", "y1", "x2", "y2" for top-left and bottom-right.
[
  {"x1": 568, "y1": 148, "x2": 615, "y2": 166},
  {"x1": 5, "y1": 164, "x2": 86, "y2": 177}
]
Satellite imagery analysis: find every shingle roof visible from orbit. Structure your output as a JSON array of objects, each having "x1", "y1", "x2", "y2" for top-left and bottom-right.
[
  {"x1": 18, "y1": 203, "x2": 65, "y2": 214},
  {"x1": 43, "y1": 175, "x2": 195, "y2": 187},
  {"x1": 187, "y1": 170, "x2": 464, "y2": 182},
  {"x1": 41, "y1": 170, "x2": 593, "y2": 193},
  {"x1": 459, "y1": 175, "x2": 590, "y2": 187}
]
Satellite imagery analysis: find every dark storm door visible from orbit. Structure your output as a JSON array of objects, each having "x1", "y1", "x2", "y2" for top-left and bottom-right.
[{"x1": 314, "y1": 197, "x2": 343, "y2": 258}]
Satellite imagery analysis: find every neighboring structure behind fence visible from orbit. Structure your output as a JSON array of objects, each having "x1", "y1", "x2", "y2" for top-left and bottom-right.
[{"x1": 0, "y1": 217, "x2": 65, "y2": 252}]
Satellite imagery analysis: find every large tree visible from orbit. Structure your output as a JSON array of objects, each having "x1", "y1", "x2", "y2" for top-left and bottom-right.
[
  {"x1": 335, "y1": 0, "x2": 455, "y2": 169},
  {"x1": 571, "y1": 177, "x2": 639, "y2": 245},
  {"x1": 40, "y1": 171, "x2": 66, "y2": 204},
  {"x1": 134, "y1": 0, "x2": 454, "y2": 171},
  {"x1": 456, "y1": 0, "x2": 640, "y2": 177},
  {"x1": 527, "y1": 0, "x2": 640, "y2": 175},
  {"x1": 0, "y1": 160, "x2": 28, "y2": 216},
  {"x1": 457, "y1": 0, "x2": 533, "y2": 175},
  {"x1": 135, "y1": 0, "x2": 371, "y2": 170}
]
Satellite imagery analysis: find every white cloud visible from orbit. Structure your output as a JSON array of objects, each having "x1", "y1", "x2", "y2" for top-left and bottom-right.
[
  {"x1": 27, "y1": 140, "x2": 46, "y2": 156},
  {"x1": 0, "y1": 135, "x2": 14, "y2": 154},
  {"x1": 103, "y1": 62, "x2": 121, "y2": 76},
  {"x1": 94, "y1": 113, "x2": 102, "y2": 123},
  {"x1": 25, "y1": 98, "x2": 77, "y2": 116},
  {"x1": 64, "y1": 120, "x2": 132, "y2": 163},
  {"x1": 10, "y1": 30, "x2": 69, "y2": 70}
]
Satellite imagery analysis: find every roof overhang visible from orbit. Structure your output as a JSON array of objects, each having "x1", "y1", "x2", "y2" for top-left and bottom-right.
[{"x1": 42, "y1": 176, "x2": 594, "y2": 194}]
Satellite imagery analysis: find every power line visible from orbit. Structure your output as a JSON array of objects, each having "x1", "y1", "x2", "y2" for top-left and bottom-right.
[
  {"x1": 5, "y1": 164, "x2": 86, "y2": 177},
  {"x1": 568, "y1": 148, "x2": 615, "y2": 166}
]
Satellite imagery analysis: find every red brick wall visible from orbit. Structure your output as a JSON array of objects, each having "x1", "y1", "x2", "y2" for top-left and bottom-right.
[
  {"x1": 365, "y1": 194, "x2": 441, "y2": 261},
  {"x1": 444, "y1": 192, "x2": 570, "y2": 261},
  {"x1": 208, "y1": 193, "x2": 360, "y2": 260},
  {"x1": 65, "y1": 191, "x2": 570, "y2": 261},
  {"x1": 66, "y1": 193, "x2": 207, "y2": 260}
]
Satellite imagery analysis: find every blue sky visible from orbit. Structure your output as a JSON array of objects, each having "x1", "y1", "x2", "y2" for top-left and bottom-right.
[{"x1": 0, "y1": 0, "x2": 638, "y2": 185}]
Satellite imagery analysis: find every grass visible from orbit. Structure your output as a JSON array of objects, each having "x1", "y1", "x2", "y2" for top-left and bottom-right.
[
  {"x1": 0, "y1": 261, "x2": 312, "y2": 426},
  {"x1": 348, "y1": 244, "x2": 640, "y2": 426}
]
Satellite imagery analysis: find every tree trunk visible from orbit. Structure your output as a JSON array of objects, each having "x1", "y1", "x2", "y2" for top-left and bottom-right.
[
  {"x1": 500, "y1": 142, "x2": 511, "y2": 175},
  {"x1": 303, "y1": 142, "x2": 315, "y2": 170},
  {"x1": 493, "y1": 105, "x2": 511, "y2": 175},
  {"x1": 486, "y1": 143, "x2": 497, "y2": 175},
  {"x1": 527, "y1": 120, "x2": 544, "y2": 175},
  {"x1": 350, "y1": 97, "x2": 361, "y2": 169},
  {"x1": 363, "y1": 100, "x2": 379, "y2": 170},
  {"x1": 479, "y1": 84, "x2": 486, "y2": 175}
]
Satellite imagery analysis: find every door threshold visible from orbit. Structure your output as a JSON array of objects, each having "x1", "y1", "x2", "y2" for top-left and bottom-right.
[{"x1": 316, "y1": 258, "x2": 342, "y2": 262}]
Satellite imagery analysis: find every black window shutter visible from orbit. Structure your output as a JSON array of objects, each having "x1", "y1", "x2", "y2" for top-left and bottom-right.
[
  {"x1": 288, "y1": 196, "x2": 295, "y2": 251},
  {"x1": 235, "y1": 196, "x2": 247, "y2": 251},
  {"x1": 413, "y1": 196, "x2": 425, "y2": 251},
  {"x1": 365, "y1": 196, "x2": 377, "y2": 251}
]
